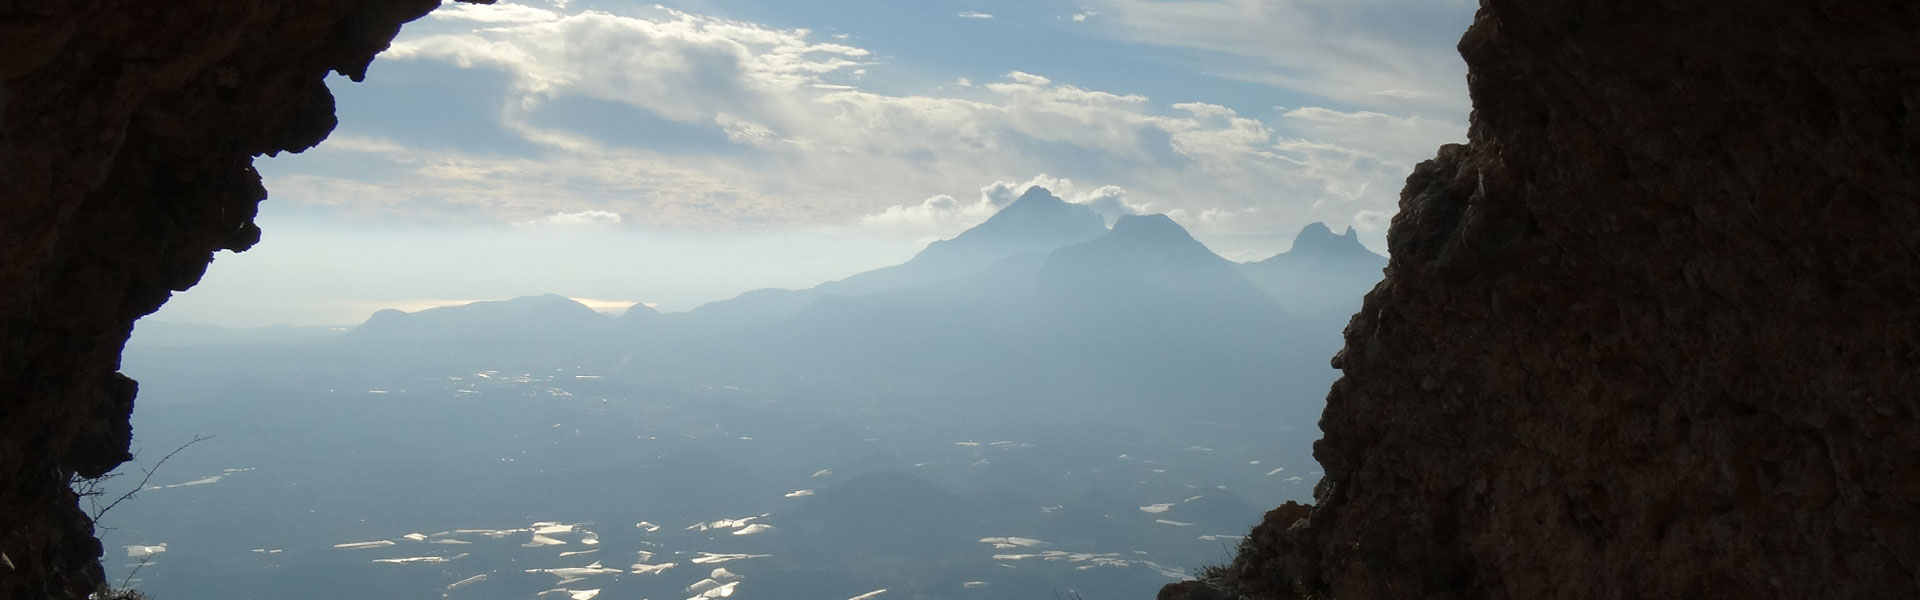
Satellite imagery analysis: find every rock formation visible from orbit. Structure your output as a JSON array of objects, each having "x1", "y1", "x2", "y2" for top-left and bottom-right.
[
  {"x1": 5, "y1": 0, "x2": 1917, "y2": 599},
  {"x1": 0, "y1": 1, "x2": 482, "y2": 597},
  {"x1": 1176, "y1": 1, "x2": 1920, "y2": 599}
]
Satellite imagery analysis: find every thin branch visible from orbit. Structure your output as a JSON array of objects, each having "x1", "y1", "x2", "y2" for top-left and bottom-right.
[
  {"x1": 119, "y1": 556, "x2": 152, "y2": 589},
  {"x1": 91, "y1": 435, "x2": 213, "y2": 521}
]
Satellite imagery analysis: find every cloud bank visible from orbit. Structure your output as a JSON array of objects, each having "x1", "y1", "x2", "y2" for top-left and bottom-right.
[{"x1": 264, "y1": 1, "x2": 1469, "y2": 258}]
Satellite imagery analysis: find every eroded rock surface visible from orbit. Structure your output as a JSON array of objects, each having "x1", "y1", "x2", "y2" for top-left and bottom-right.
[
  {"x1": 0, "y1": 2, "x2": 480, "y2": 597},
  {"x1": 1187, "y1": 1, "x2": 1920, "y2": 599}
]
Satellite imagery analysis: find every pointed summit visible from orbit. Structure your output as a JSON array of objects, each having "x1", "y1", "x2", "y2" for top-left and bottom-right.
[
  {"x1": 1109, "y1": 213, "x2": 1194, "y2": 240},
  {"x1": 825, "y1": 186, "x2": 1107, "y2": 293},
  {"x1": 951, "y1": 187, "x2": 1106, "y2": 245},
  {"x1": 1035, "y1": 212, "x2": 1282, "y2": 336},
  {"x1": 1011, "y1": 185, "x2": 1066, "y2": 208},
  {"x1": 1238, "y1": 222, "x2": 1388, "y2": 316},
  {"x1": 1068, "y1": 213, "x2": 1222, "y2": 265},
  {"x1": 680, "y1": 187, "x2": 1109, "y2": 328},
  {"x1": 1039, "y1": 213, "x2": 1251, "y2": 288},
  {"x1": 1269, "y1": 222, "x2": 1377, "y2": 262}
]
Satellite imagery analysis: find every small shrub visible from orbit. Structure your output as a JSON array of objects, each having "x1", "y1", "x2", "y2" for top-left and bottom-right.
[{"x1": 92, "y1": 585, "x2": 150, "y2": 600}]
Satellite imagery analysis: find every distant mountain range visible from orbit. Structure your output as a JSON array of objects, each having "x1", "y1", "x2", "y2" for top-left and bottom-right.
[
  {"x1": 1236, "y1": 222, "x2": 1388, "y2": 316},
  {"x1": 653, "y1": 187, "x2": 1109, "y2": 332},
  {"x1": 348, "y1": 294, "x2": 613, "y2": 343},
  {"x1": 131, "y1": 188, "x2": 1385, "y2": 425}
]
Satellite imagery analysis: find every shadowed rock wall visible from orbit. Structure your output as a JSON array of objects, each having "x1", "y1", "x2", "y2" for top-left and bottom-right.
[
  {"x1": 0, "y1": 2, "x2": 481, "y2": 597},
  {"x1": 1173, "y1": 1, "x2": 1920, "y2": 599},
  {"x1": 5, "y1": 1, "x2": 1916, "y2": 599}
]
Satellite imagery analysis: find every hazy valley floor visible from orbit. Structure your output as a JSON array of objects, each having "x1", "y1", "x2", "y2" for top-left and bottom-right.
[{"x1": 99, "y1": 348, "x2": 1326, "y2": 600}]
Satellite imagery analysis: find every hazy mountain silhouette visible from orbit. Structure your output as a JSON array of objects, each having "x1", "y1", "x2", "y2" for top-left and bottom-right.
[
  {"x1": 138, "y1": 194, "x2": 1375, "y2": 426},
  {"x1": 1035, "y1": 213, "x2": 1281, "y2": 324},
  {"x1": 346, "y1": 294, "x2": 611, "y2": 343},
  {"x1": 663, "y1": 187, "x2": 1107, "y2": 330},
  {"x1": 1020, "y1": 214, "x2": 1308, "y2": 410},
  {"x1": 1237, "y1": 222, "x2": 1387, "y2": 316},
  {"x1": 835, "y1": 186, "x2": 1107, "y2": 294},
  {"x1": 736, "y1": 210, "x2": 1329, "y2": 423},
  {"x1": 109, "y1": 192, "x2": 1376, "y2": 600}
]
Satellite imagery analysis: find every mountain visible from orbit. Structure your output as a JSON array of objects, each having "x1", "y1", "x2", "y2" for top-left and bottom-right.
[
  {"x1": 834, "y1": 186, "x2": 1109, "y2": 294},
  {"x1": 1035, "y1": 213, "x2": 1280, "y2": 320},
  {"x1": 1023, "y1": 214, "x2": 1303, "y2": 404},
  {"x1": 618, "y1": 301, "x2": 662, "y2": 325},
  {"x1": 665, "y1": 187, "x2": 1107, "y2": 330},
  {"x1": 1237, "y1": 222, "x2": 1387, "y2": 316},
  {"x1": 346, "y1": 294, "x2": 613, "y2": 343},
  {"x1": 823, "y1": 186, "x2": 1107, "y2": 298},
  {"x1": 746, "y1": 213, "x2": 1322, "y2": 423}
]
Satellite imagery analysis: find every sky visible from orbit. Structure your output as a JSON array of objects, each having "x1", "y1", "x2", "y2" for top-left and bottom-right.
[{"x1": 152, "y1": 0, "x2": 1478, "y2": 327}]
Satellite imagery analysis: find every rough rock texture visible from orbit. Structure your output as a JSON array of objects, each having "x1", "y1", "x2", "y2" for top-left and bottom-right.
[
  {"x1": 1181, "y1": 1, "x2": 1920, "y2": 599},
  {"x1": 0, "y1": 2, "x2": 480, "y2": 598}
]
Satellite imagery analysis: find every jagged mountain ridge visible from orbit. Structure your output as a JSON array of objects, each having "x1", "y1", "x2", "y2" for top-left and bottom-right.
[
  {"x1": 1236, "y1": 222, "x2": 1387, "y2": 317},
  {"x1": 296, "y1": 195, "x2": 1368, "y2": 426},
  {"x1": 651, "y1": 187, "x2": 1107, "y2": 331},
  {"x1": 1037, "y1": 213, "x2": 1282, "y2": 322},
  {"x1": 697, "y1": 208, "x2": 1336, "y2": 426}
]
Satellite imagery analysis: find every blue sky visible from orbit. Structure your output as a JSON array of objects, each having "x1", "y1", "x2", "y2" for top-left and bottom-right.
[{"x1": 153, "y1": 0, "x2": 1478, "y2": 326}]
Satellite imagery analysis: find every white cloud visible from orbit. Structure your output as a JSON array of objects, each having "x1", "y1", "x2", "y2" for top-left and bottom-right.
[
  {"x1": 288, "y1": 5, "x2": 1464, "y2": 258},
  {"x1": 532, "y1": 210, "x2": 624, "y2": 227},
  {"x1": 861, "y1": 174, "x2": 1148, "y2": 244},
  {"x1": 1268, "y1": 106, "x2": 1464, "y2": 207},
  {"x1": 861, "y1": 194, "x2": 997, "y2": 237},
  {"x1": 1353, "y1": 209, "x2": 1392, "y2": 232},
  {"x1": 1369, "y1": 89, "x2": 1436, "y2": 100},
  {"x1": 389, "y1": 7, "x2": 870, "y2": 124},
  {"x1": 317, "y1": 134, "x2": 411, "y2": 155},
  {"x1": 957, "y1": 12, "x2": 995, "y2": 19},
  {"x1": 1070, "y1": 11, "x2": 1098, "y2": 22},
  {"x1": 1085, "y1": 0, "x2": 1476, "y2": 116},
  {"x1": 431, "y1": 1, "x2": 560, "y2": 24}
]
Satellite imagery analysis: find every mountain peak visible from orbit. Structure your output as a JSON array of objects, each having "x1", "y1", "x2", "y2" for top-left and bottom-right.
[
  {"x1": 1054, "y1": 213, "x2": 1222, "y2": 266},
  {"x1": 1008, "y1": 186, "x2": 1066, "y2": 209},
  {"x1": 348, "y1": 294, "x2": 608, "y2": 341},
  {"x1": 1109, "y1": 213, "x2": 1189, "y2": 239},
  {"x1": 977, "y1": 187, "x2": 1092, "y2": 227},
  {"x1": 928, "y1": 187, "x2": 1107, "y2": 249},
  {"x1": 1272, "y1": 222, "x2": 1377, "y2": 261}
]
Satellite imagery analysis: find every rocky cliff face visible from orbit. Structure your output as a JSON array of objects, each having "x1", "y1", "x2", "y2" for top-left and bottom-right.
[
  {"x1": 1172, "y1": 1, "x2": 1920, "y2": 599},
  {"x1": 0, "y1": 2, "x2": 479, "y2": 597},
  {"x1": 5, "y1": 1, "x2": 1916, "y2": 599}
]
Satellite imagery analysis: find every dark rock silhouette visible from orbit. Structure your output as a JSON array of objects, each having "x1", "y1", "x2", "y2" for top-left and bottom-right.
[
  {"x1": 1174, "y1": 2, "x2": 1920, "y2": 599},
  {"x1": 0, "y1": 1, "x2": 483, "y2": 597}
]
